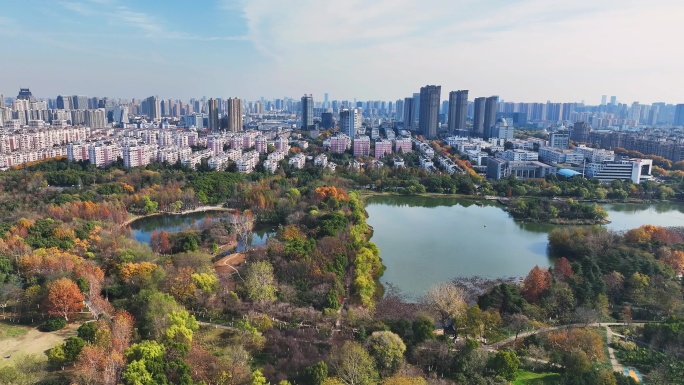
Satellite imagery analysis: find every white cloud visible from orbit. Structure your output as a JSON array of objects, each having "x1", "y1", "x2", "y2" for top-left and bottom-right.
[{"x1": 232, "y1": 0, "x2": 684, "y2": 103}]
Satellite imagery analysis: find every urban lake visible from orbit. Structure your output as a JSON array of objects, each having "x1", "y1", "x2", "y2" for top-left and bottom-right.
[{"x1": 364, "y1": 196, "x2": 684, "y2": 298}]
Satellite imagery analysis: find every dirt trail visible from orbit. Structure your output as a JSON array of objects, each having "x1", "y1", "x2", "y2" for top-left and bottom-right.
[{"x1": 0, "y1": 323, "x2": 78, "y2": 364}]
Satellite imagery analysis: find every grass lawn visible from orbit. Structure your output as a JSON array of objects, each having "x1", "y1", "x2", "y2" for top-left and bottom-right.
[
  {"x1": 512, "y1": 370, "x2": 562, "y2": 385},
  {"x1": 0, "y1": 322, "x2": 30, "y2": 340}
]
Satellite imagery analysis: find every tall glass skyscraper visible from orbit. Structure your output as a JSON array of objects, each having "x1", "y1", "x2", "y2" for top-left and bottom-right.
[{"x1": 419, "y1": 85, "x2": 441, "y2": 139}]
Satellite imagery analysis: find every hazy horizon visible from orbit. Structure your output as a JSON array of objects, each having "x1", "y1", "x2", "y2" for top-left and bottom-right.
[{"x1": 2, "y1": 0, "x2": 683, "y2": 105}]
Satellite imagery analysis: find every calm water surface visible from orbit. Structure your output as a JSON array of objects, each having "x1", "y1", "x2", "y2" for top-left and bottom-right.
[
  {"x1": 129, "y1": 210, "x2": 276, "y2": 250},
  {"x1": 364, "y1": 196, "x2": 684, "y2": 298}
]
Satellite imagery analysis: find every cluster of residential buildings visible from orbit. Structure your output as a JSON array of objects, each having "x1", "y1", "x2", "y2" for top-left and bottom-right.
[{"x1": 325, "y1": 133, "x2": 413, "y2": 160}]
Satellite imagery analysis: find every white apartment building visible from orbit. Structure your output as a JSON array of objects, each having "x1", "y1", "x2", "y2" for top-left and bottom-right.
[
  {"x1": 274, "y1": 136, "x2": 289, "y2": 152},
  {"x1": 123, "y1": 143, "x2": 156, "y2": 168},
  {"x1": 288, "y1": 153, "x2": 306, "y2": 169},
  {"x1": 394, "y1": 137, "x2": 412, "y2": 153},
  {"x1": 263, "y1": 159, "x2": 278, "y2": 173},
  {"x1": 497, "y1": 150, "x2": 539, "y2": 162},
  {"x1": 314, "y1": 154, "x2": 328, "y2": 167},
  {"x1": 267, "y1": 151, "x2": 286, "y2": 162},
  {"x1": 67, "y1": 142, "x2": 90, "y2": 162},
  {"x1": 329, "y1": 134, "x2": 350, "y2": 154},
  {"x1": 237, "y1": 150, "x2": 259, "y2": 173},
  {"x1": 88, "y1": 142, "x2": 121, "y2": 167},
  {"x1": 255, "y1": 136, "x2": 267, "y2": 154},
  {"x1": 157, "y1": 146, "x2": 191, "y2": 164},
  {"x1": 181, "y1": 149, "x2": 212, "y2": 169}
]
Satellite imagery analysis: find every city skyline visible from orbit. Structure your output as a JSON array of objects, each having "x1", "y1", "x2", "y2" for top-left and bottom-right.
[{"x1": 1, "y1": 0, "x2": 683, "y2": 104}]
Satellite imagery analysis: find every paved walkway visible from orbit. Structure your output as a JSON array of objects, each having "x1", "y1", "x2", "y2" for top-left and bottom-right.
[
  {"x1": 488, "y1": 322, "x2": 646, "y2": 349},
  {"x1": 606, "y1": 325, "x2": 623, "y2": 373}
]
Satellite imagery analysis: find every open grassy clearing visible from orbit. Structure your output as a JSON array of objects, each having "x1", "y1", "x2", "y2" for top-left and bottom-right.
[{"x1": 512, "y1": 370, "x2": 562, "y2": 385}]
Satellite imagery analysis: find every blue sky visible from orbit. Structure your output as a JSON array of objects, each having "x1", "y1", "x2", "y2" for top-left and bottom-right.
[{"x1": 1, "y1": 0, "x2": 683, "y2": 104}]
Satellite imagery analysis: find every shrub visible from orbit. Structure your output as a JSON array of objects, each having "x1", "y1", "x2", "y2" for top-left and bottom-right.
[{"x1": 41, "y1": 318, "x2": 67, "y2": 332}]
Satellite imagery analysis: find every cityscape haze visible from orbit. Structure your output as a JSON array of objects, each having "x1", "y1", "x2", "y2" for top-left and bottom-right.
[{"x1": 1, "y1": 1, "x2": 684, "y2": 103}]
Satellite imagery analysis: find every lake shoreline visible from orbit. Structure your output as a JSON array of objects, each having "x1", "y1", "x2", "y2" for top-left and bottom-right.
[
  {"x1": 359, "y1": 191, "x2": 681, "y2": 225},
  {"x1": 363, "y1": 195, "x2": 684, "y2": 298},
  {"x1": 122, "y1": 205, "x2": 231, "y2": 227}
]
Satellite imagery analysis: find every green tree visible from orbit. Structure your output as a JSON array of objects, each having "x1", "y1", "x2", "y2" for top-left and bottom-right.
[
  {"x1": 366, "y1": 331, "x2": 406, "y2": 377},
  {"x1": 304, "y1": 361, "x2": 329, "y2": 385},
  {"x1": 252, "y1": 369, "x2": 268, "y2": 385},
  {"x1": 63, "y1": 336, "x2": 85, "y2": 362},
  {"x1": 0, "y1": 354, "x2": 47, "y2": 385},
  {"x1": 329, "y1": 341, "x2": 379, "y2": 385},
  {"x1": 487, "y1": 350, "x2": 520, "y2": 380},
  {"x1": 245, "y1": 261, "x2": 277, "y2": 303},
  {"x1": 191, "y1": 273, "x2": 219, "y2": 294},
  {"x1": 411, "y1": 317, "x2": 436, "y2": 344},
  {"x1": 141, "y1": 196, "x2": 159, "y2": 214},
  {"x1": 47, "y1": 344, "x2": 67, "y2": 369}
]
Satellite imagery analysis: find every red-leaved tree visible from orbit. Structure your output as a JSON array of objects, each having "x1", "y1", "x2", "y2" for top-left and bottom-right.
[
  {"x1": 45, "y1": 277, "x2": 85, "y2": 321},
  {"x1": 521, "y1": 266, "x2": 552, "y2": 303}
]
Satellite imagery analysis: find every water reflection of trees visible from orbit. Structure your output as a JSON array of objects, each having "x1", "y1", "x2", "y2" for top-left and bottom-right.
[
  {"x1": 366, "y1": 195, "x2": 493, "y2": 209},
  {"x1": 603, "y1": 202, "x2": 684, "y2": 214}
]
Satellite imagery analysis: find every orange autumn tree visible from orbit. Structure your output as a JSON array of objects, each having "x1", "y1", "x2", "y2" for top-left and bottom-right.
[
  {"x1": 118, "y1": 261, "x2": 158, "y2": 284},
  {"x1": 150, "y1": 230, "x2": 172, "y2": 254},
  {"x1": 75, "y1": 310, "x2": 134, "y2": 385},
  {"x1": 521, "y1": 266, "x2": 552, "y2": 303},
  {"x1": 313, "y1": 186, "x2": 349, "y2": 204},
  {"x1": 553, "y1": 257, "x2": 574, "y2": 282},
  {"x1": 625, "y1": 225, "x2": 683, "y2": 245},
  {"x1": 45, "y1": 277, "x2": 85, "y2": 321},
  {"x1": 19, "y1": 248, "x2": 82, "y2": 279}
]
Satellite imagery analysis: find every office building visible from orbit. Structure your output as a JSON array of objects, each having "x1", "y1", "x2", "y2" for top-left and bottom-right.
[
  {"x1": 473, "y1": 97, "x2": 485, "y2": 137},
  {"x1": 490, "y1": 118, "x2": 513, "y2": 140},
  {"x1": 412, "y1": 93, "x2": 421, "y2": 130},
  {"x1": 448, "y1": 90, "x2": 468, "y2": 134},
  {"x1": 340, "y1": 108, "x2": 359, "y2": 137},
  {"x1": 301, "y1": 94, "x2": 314, "y2": 129},
  {"x1": 486, "y1": 158, "x2": 557, "y2": 180},
  {"x1": 549, "y1": 129, "x2": 570, "y2": 149},
  {"x1": 208, "y1": 98, "x2": 219, "y2": 131},
  {"x1": 321, "y1": 110, "x2": 334, "y2": 129},
  {"x1": 56, "y1": 95, "x2": 72, "y2": 110},
  {"x1": 571, "y1": 121, "x2": 591, "y2": 143},
  {"x1": 84, "y1": 108, "x2": 106, "y2": 128},
  {"x1": 674, "y1": 104, "x2": 684, "y2": 126},
  {"x1": 226, "y1": 98, "x2": 243, "y2": 132},
  {"x1": 403, "y1": 97, "x2": 414, "y2": 130},
  {"x1": 483, "y1": 96, "x2": 498, "y2": 140},
  {"x1": 538, "y1": 147, "x2": 585, "y2": 165},
  {"x1": 395, "y1": 99, "x2": 404, "y2": 121},
  {"x1": 497, "y1": 149, "x2": 538, "y2": 162},
  {"x1": 418, "y1": 85, "x2": 441, "y2": 139},
  {"x1": 16, "y1": 88, "x2": 37, "y2": 103},
  {"x1": 587, "y1": 159, "x2": 653, "y2": 184},
  {"x1": 145, "y1": 96, "x2": 161, "y2": 121},
  {"x1": 73, "y1": 95, "x2": 89, "y2": 110}
]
